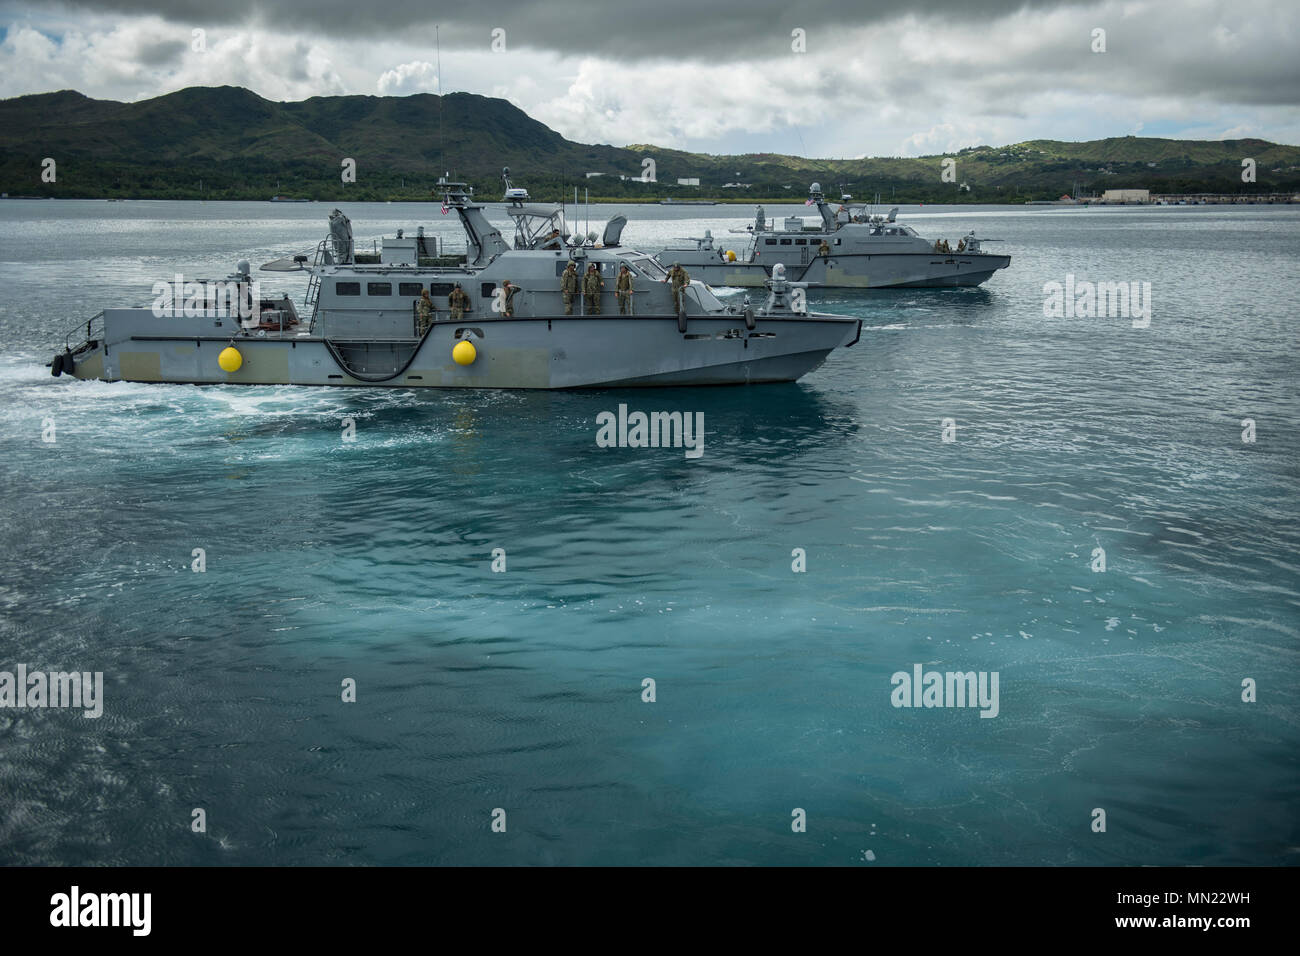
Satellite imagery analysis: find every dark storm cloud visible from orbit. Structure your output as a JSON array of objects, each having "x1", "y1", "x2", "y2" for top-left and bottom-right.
[{"x1": 42, "y1": 0, "x2": 1065, "y2": 59}]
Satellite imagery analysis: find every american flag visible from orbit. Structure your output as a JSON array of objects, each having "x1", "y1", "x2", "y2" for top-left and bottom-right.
[
  {"x1": 441, "y1": 203, "x2": 449, "y2": 215},
  {"x1": 804, "y1": 198, "x2": 815, "y2": 206}
]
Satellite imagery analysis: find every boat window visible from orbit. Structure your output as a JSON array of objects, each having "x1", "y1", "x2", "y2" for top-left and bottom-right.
[
  {"x1": 367, "y1": 282, "x2": 392, "y2": 296},
  {"x1": 633, "y1": 256, "x2": 668, "y2": 279},
  {"x1": 398, "y1": 282, "x2": 423, "y2": 297},
  {"x1": 336, "y1": 282, "x2": 360, "y2": 296},
  {"x1": 835, "y1": 238, "x2": 842, "y2": 245},
  {"x1": 795, "y1": 239, "x2": 807, "y2": 245},
  {"x1": 429, "y1": 283, "x2": 456, "y2": 297},
  {"x1": 764, "y1": 238, "x2": 777, "y2": 245},
  {"x1": 779, "y1": 238, "x2": 792, "y2": 245},
  {"x1": 481, "y1": 282, "x2": 496, "y2": 298}
]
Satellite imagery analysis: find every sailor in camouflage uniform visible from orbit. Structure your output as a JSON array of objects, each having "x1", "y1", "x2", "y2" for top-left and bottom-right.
[
  {"x1": 415, "y1": 289, "x2": 434, "y2": 335},
  {"x1": 583, "y1": 264, "x2": 603, "y2": 315},
  {"x1": 668, "y1": 262, "x2": 690, "y2": 313},
  {"x1": 448, "y1": 283, "x2": 469, "y2": 320},
  {"x1": 615, "y1": 264, "x2": 633, "y2": 315},
  {"x1": 561, "y1": 261, "x2": 579, "y2": 315}
]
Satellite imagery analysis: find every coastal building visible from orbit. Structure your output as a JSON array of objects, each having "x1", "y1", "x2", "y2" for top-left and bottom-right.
[{"x1": 1100, "y1": 189, "x2": 1150, "y2": 203}]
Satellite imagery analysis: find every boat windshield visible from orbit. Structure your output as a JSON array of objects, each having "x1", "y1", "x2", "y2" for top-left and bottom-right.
[
  {"x1": 627, "y1": 254, "x2": 669, "y2": 279},
  {"x1": 510, "y1": 206, "x2": 567, "y2": 250}
]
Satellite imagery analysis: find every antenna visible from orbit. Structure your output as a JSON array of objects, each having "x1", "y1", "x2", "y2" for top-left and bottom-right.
[{"x1": 436, "y1": 25, "x2": 444, "y2": 180}]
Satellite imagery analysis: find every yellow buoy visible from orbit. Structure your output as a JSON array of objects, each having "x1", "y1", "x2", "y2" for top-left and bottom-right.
[
  {"x1": 452, "y1": 340, "x2": 477, "y2": 366},
  {"x1": 726, "y1": 250, "x2": 737, "y2": 262},
  {"x1": 218, "y1": 346, "x2": 243, "y2": 372}
]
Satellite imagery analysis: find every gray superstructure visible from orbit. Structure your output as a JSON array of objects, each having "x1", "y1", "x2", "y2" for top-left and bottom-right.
[
  {"x1": 51, "y1": 173, "x2": 862, "y2": 389},
  {"x1": 654, "y1": 183, "x2": 1010, "y2": 289}
]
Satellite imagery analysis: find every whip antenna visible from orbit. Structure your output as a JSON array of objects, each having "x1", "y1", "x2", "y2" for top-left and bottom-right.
[{"x1": 437, "y1": 25, "x2": 444, "y2": 179}]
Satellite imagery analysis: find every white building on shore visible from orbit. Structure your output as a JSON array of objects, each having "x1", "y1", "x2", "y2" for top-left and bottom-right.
[{"x1": 1100, "y1": 189, "x2": 1150, "y2": 203}]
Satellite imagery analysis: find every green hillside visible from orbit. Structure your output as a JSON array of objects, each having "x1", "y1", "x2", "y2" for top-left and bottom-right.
[{"x1": 2, "y1": 86, "x2": 1297, "y2": 202}]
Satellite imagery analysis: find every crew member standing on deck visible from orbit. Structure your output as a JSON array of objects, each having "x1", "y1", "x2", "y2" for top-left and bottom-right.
[
  {"x1": 448, "y1": 283, "x2": 469, "y2": 320},
  {"x1": 561, "y1": 261, "x2": 579, "y2": 315},
  {"x1": 501, "y1": 280, "x2": 518, "y2": 317},
  {"x1": 668, "y1": 262, "x2": 690, "y2": 313},
  {"x1": 416, "y1": 289, "x2": 434, "y2": 335},
  {"x1": 583, "y1": 264, "x2": 603, "y2": 315},
  {"x1": 616, "y1": 264, "x2": 634, "y2": 315}
]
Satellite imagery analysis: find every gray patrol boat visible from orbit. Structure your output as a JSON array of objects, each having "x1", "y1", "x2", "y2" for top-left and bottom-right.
[
  {"x1": 51, "y1": 172, "x2": 862, "y2": 388},
  {"x1": 654, "y1": 183, "x2": 1010, "y2": 289}
]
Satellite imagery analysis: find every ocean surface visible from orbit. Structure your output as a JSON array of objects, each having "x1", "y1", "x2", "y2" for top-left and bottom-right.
[{"x1": 0, "y1": 199, "x2": 1297, "y2": 866}]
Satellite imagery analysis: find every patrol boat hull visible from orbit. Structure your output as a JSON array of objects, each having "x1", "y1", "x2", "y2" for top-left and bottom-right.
[
  {"x1": 53, "y1": 179, "x2": 865, "y2": 389},
  {"x1": 655, "y1": 183, "x2": 1011, "y2": 290},
  {"x1": 62, "y1": 310, "x2": 860, "y2": 389},
  {"x1": 665, "y1": 252, "x2": 1011, "y2": 289}
]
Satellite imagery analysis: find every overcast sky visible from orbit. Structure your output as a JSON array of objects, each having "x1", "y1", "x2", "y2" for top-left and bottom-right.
[{"x1": 1, "y1": 0, "x2": 1297, "y2": 157}]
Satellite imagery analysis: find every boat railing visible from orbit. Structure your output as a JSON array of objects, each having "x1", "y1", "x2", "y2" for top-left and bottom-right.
[
  {"x1": 237, "y1": 306, "x2": 304, "y2": 337},
  {"x1": 63, "y1": 311, "x2": 104, "y2": 353},
  {"x1": 327, "y1": 335, "x2": 436, "y2": 344},
  {"x1": 310, "y1": 233, "x2": 473, "y2": 268}
]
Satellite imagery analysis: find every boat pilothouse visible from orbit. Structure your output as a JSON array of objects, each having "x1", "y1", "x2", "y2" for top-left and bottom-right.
[
  {"x1": 49, "y1": 169, "x2": 862, "y2": 389},
  {"x1": 654, "y1": 182, "x2": 1011, "y2": 290}
]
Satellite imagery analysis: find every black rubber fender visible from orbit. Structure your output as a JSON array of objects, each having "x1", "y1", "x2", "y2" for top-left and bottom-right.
[
  {"x1": 50, "y1": 353, "x2": 64, "y2": 377},
  {"x1": 677, "y1": 310, "x2": 687, "y2": 334},
  {"x1": 744, "y1": 307, "x2": 756, "y2": 331}
]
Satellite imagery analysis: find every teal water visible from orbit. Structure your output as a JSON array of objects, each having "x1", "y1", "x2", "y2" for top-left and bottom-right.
[{"x1": 0, "y1": 201, "x2": 1297, "y2": 865}]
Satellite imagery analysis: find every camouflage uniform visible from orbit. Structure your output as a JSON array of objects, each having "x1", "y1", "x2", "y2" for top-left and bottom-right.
[
  {"x1": 561, "y1": 263, "x2": 579, "y2": 315},
  {"x1": 615, "y1": 266, "x2": 633, "y2": 315},
  {"x1": 669, "y1": 264, "x2": 690, "y2": 313},
  {"x1": 416, "y1": 292, "x2": 434, "y2": 335},
  {"x1": 818, "y1": 240, "x2": 830, "y2": 257},
  {"x1": 502, "y1": 282, "x2": 518, "y2": 317},
  {"x1": 583, "y1": 266, "x2": 603, "y2": 315},
  {"x1": 448, "y1": 286, "x2": 469, "y2": 321}
]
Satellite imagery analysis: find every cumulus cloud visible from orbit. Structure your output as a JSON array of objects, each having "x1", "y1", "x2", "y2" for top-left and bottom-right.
[
  {"x1": 0, "y1": 17, "x2": 347, "y2": 102},
  {"x1": 377, "y1": 60, "x2": 438, "y2": 96}
]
